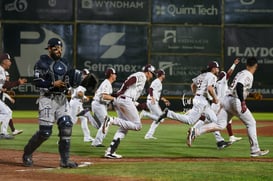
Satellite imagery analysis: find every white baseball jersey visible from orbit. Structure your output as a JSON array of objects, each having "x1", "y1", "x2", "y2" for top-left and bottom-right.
[
  {"x1": 120, "y1": 72, "x2": 147, "y2": 101},
  {"x1": 0, "y1": 66, "x2": 12, "y2": 134},
  {"x1": 228, "y1": 70, "x2": 253, "y2": 100},
  {"x1": 192, "y1": 72, "x2": 217, "y2": 99},
  {"x1": 93, "y1": 79, "x2": 113, "y2": 104},
  {"x1": 215, "y1": 74, "x2": 228, "y2": 99},
  {"x1": 147, "y1": 78, "x2": 162, "y2": 101},
  {"x1": 0, "y1": 66, "x2": 7, "y2": 90}
]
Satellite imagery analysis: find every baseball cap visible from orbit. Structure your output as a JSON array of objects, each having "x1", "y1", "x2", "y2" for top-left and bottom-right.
[
  {"x1": 157, "y1": 69, "x2": 165, "y2": 77},
  {"x1": 207, "y1": 61, "x2": 219, "y2": 70},
  {"x1": 143, "y1": 64, "x2": 156, "y2": 76},
  {"x1": 0, "y1": 53, "x2": 11, "y2": 63},
  {"x1": 105, "y1": 67, "x2": 116, "y2": 78},
  {"x1": 45, "y1": 38, "x2": 63, "y2": 49}
]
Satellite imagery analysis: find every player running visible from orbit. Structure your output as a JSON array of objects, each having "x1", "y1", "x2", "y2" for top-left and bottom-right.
[
  {"x1": 140, "y1": 69, "x2": 170, "y2": 140},
  {"x1": 156, "y1": 61, "x2": 219, "y2": 132},
  {"x1": 102, "y1": 64, "x2": 156, "y2": 159},
  {"x1": 187, "y1": 57, "x2": 269, "y2": 157}
]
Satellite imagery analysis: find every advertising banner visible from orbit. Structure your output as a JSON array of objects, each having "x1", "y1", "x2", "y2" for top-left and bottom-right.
[
  {"x1": 225, "y1": 0, "x2": 273, "y2": 24},
  {"x1": 78, "y1": 0, "x2": 149, "y2": 22},
  {"x1": 151, "y1": 55, "x2": 221, "y2": 96},
  {"x1": 2, "y1": 23, "x2": 73, "y2": 94},
  {"x1": 77, "y1": 24, "x2": 148, "y2": 85},
  {"x1": 225, "y1": 27, "x2": 273, "y2": 97},
  {"x1": 151, "y1": 26, "x2": 221, "y2": 54},
  {"x1": 1, "y1": 0, "x2": 74, "y2": 21},
  {"x1": 152, "y1": 0, "x2": 221, "y2": 24}
]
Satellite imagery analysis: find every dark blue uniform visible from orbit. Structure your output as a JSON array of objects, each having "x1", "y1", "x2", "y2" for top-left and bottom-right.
[{"x1": 23, "y1": 54, "x2": 78, "y2": 168}]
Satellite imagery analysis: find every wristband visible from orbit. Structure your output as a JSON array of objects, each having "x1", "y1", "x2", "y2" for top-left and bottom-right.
[{"x1": 230, "y1": 64, "x2": 236, "y2": 70}]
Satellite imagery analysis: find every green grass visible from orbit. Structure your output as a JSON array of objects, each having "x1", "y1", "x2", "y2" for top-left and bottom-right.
[{"x1": 3, "y1": 111, "x2": 273, "y2": 180}]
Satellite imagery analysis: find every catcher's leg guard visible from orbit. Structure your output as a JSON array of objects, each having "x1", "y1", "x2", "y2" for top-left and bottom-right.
[
  {"x1": 23, "y1": 125, "x2": 52, "y2": 166},
  {"x1": 57, "y1": 116, "x2": 78, "y2": 168}
]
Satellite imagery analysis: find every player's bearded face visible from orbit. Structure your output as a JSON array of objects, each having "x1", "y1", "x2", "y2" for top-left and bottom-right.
[{"x1": 50, "y1": 46, "x2": 62, "y2": 60}]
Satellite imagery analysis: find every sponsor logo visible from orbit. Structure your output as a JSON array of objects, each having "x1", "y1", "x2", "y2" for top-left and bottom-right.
[
  {"x1": 159, "y1": 61, "x2": 200, "y2": 77},
  {"x1": 5, "y1": 0, "x2": 28, "y2": 12},
  {"x1": 155, "y1": 4, "x2": 218, "y2": 17},
  {"x1": 99, "y1": 32, "x2": 126, "y2": 59},
  {"x1": 162, "y1": 30, "x2": 209, "y2": 50},
  {"x1": 81, "y1": 0, "x2": 144, "y2": 9},
  {"x1": 14, "y1": 28, "x2": 66, "y2": 77},
  {"x1": 227, "y1": 47, "x2": 273, "y2": 57},
  {"x1": 84, "y1": 61, "x2": 142, "y2": 73}
]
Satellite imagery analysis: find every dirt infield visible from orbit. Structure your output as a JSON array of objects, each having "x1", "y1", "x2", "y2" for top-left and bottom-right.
[{"x1": 0, "y1": 119, "x2": 273, "y2": 181}]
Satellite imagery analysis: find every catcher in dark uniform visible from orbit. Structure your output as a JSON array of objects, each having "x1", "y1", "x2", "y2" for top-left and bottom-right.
[{"x1": 22, "y1": 38, "x2": 81, "y2": 168}]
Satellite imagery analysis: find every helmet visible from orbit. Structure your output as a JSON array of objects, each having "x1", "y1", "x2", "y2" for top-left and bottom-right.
[
  {"x1": 63, "y1": 69, "x2": 83, "y2": 88},
  {"x1": 157, "y1": 69, "x2": 165, "y2": 77},
  {"x1": 207, "y1": 61, "x2": 219, "y2": 70},
  {"x1": 0, "y1": 53, "x2": 11, "y2": 63},
  {"x1": 82, "y1": 68, "x2": 90, "y2": 75},
  {"x1": 45, "y1": 38, "x2": 62, "y2": 49},
  {"x1": 105, "y1": 67, "x2": 116, "y2": 78},
  {"x1": 143, "y1": 64, "x2": 156, "y2": 75}
]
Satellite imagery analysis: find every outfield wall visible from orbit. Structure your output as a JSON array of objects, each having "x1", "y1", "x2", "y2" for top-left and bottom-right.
[{"x1": 0, "y1": 0, "x2": 273, "y2": 111}]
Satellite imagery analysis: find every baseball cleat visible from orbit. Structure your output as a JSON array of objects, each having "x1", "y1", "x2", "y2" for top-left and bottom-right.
[
  {"x1": 251, "y1": 149, "x2": 269, "y2": 157},
  {"x1": 186, "y1": 127, "x2": 196, "y2": 147},
  {"x1": 12, "y1": 129, "x2": 23, "y2": 136},
  {"x1": 229, "y1": 136, "x2": 242, "y2": 144},
  {"x1": 104, "y1": 152, "x2": 122, "y2": 159},
  {"x1": 217, "y1": 141, "x2": 231, "y2": 150},
  {"x1": 102, "y1": 116, "x2": 112, "y2": 134},
  {"x1": 156, "y1": 108, "x2": 168, "y2": 124},
  {"x1": 84, "y1": 137, "x2": 94, "y2": 142},
  {"x1": 60, "y1": 160, "x2": 78, "y2": 168},
  {"x1": 0, "y1": 133, "x2": 14, "y2": 139},
  {"x1": 22, "y1": 154, "x2": 33, "y2": 167}
]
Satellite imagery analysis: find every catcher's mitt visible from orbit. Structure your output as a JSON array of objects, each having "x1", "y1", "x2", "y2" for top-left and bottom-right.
[
  {"x1": 6, "y1": 90, "x2": 15, "y2": 98},
  {"x1": 81, "y1": 73, "x2": 99, "y2": 93},
  {"x1": 252, "y1": 92, "x2": 263, "y2": 100}
]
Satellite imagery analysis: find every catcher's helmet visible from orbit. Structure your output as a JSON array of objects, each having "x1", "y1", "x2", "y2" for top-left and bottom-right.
[{"x1": 63, "y1": 69, "x2": 83, "y2": 88}]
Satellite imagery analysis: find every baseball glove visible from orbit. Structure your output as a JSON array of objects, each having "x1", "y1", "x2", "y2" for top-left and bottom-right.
[
  {"x1": 6, "y1": 90, "x2": 15, "y2": 98},
  {"x1": 252, "y1": 92, "x2": 263, "y2": 100}
]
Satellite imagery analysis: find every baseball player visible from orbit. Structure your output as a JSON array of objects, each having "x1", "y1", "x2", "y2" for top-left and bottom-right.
[
  {"x1": 2, "y1": 71, "x2": 24, "y2": 136},
  {"x1": 156, "y1": 61, "x2": 219, "y2": 140},
  {"x1": 188, "y1": 57, "x2": 269, "y2": 157},
  {"x1": 22, "y1": 38, "x2": 78, "y2": 168},
  {"x1": 69, "y1": 69, "x2": 94, "y2": 142},
  {"x1": 140, "y1": 69, "x2": 170, "y2": 139},
  {"x1": 192, "y1": 58, "x2": 241, "y2": 149},
  {"x1": 0, "y1": 53, "x2": 27, "y2": 139},
  {"x1": 90, "y1": 67, "x2": 117, "y2": 147},
  {"x1": 102, "y1": 64, "x2": 156, "y2": 159}
]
